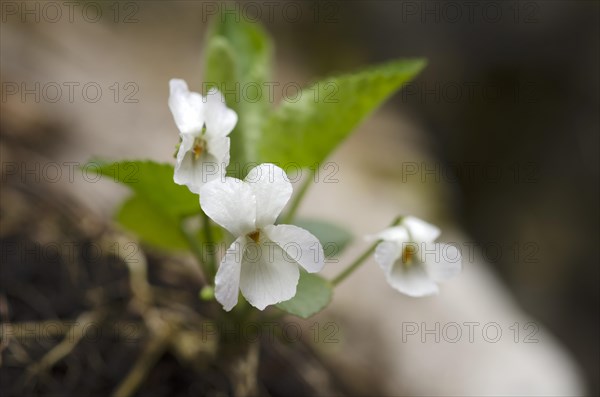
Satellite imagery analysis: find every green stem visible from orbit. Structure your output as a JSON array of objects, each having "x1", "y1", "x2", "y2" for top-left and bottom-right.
[
  {"x1": 330, "y1": 244, "x2": 377, "y2": 286},
  {"x1": 330, "y1": 216, "x2": 404, "y2": 287},
  {"x1": 282, "y1": 168, "x2": 314, "y2": 224},
  {"x1": 201, "y1": 210, "x2": 217, "y2": 280},
  {"x1": 180, "y1": 221, "x2": 207, "y2": 277}
]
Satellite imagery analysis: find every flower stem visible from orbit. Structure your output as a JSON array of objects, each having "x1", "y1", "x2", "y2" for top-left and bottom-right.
[
  {"x1": 180, "y1": 220, "x2": 207, "y2": 277},
  {"x1": 330, "y1": 216, "x2": 404, "y2": 287},
  {"x1": 282, "y1": 168, "x2": 314, "y2": 224},
  {"x1": 201, "y1": 210, "x2": 217, "y2": 280},
  {"x1": 330, "y1": 243, "x2": 377, "y2": 286}
]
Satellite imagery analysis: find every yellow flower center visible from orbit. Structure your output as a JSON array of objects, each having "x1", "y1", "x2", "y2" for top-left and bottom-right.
[
  {"x1": 402, "y1": 244, "x2": 417, "y2": 267},
  {"x1": 248, "y1": 230, "x2": 260, "y2": 243},
  {"x1": 192, "y1": 137, "x2": 205, "y2": 160}
]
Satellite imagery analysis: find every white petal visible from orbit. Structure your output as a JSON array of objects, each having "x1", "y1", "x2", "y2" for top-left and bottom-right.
[
  {"x1": 215, "y1": 237, "x2": 247, "y2": 311},
  {"x1": 197, "y1": 152, "x2": 228, "y2": 189},
  {"x1": 366, "y1": 226, "x2": 409, "y2": 243},
  {"x1": 244, "y1": 164, "x2": 292, "y2": 228},
  {"x1": 263, "y1": 224, "x2": 325, "y2": 273},
  {"x1": 206, "y1": 135, "x2": 230, "y2": 167},
  {"x1": 403, "y1": 216, "x2": 441, "y2": 244},
  {"x1": 374, "y1": 240, "x2": 402, "y2": 273},
  {"x1": 174, "y1": 134, "x2": 201, "y2": 193},
  {"x1": 204, "y1": 88, "x2": 238, "y2": 138},
  {"x1": 239, "y1": 239, "x2": 300, "y2": 310},
  {"x1": 174, "y1": 151, "x2": 224, "y2": 194},
  {"x1": 174, "y1": 133, "x2": 194, "y2": 176},
  {"x1": 200, "y1": 178, "x2": 256, "y2": 236},
  {"x1": 176, "y1": 133, "x2": 194, "y2": 163},
  {"x1": 168, "y1": 79, "x2": 204, "y2": 135},
  {"x1": 423, "y1": 243, "x2": 462, "y2": 282},
  {"x1": 387, "y1": 262, "x2": 439, "y2": 297},
  {"x1": 173, "y1": 149, "x2": 196, "y2": 189}
]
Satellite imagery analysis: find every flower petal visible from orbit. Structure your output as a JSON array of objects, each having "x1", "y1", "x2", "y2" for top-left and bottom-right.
[
  {"x1": 173, "y1": 149, "x2": 195, "y2": 189},
  {"x1": 200, "y1": 178, "x2": 256, "y2": 236},
  {"x1": 174, "y1": 151, "x2": 225, "y2": 194},
  {"x1": 239, "y1": 240, "x2": 300, "y2": 310},
  {"x1": 423, "y1": 243, "x2": 462, "y2": 282},
  {"x1": 245, "y1": 164, "x2": 293, "y2": 228},
  {"x1": 168, "y1": 79, "x2": 204, "y2": 135},
  {"x1": 403, "y1": 216, "x2": 441, "y2": 244},
  {"x1": 206, "y1": 135, "x2": 230, "y2": 167},
  {"x1": 215, "y1": 237, "x2": 247, "y2": 311},
  {"x1": 366, "y1": 226, "x2": 409, "y2": 243},
  {"x1": 263, "y1": 224, "x2": 325, "y2": 273},
  {"x1": 387, "y1": 262, "x2": 439, "y2": 297},
  {"x1": 374, "y1": 240, "x2": 402, "y2": 273},
  {"x1": 174, "y1": 133, "x2": 194, "y2": 168},
  {"x1": 204, "y1": 88, "x2": 238, "y2": 138},
  {"x1": 177, "y1": 134, "x2": 195, "y2": 164}
]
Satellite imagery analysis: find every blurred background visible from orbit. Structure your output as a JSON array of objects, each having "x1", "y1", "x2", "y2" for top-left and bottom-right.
[
  {"x1": 298, "y1": 1, "x2": 599, "y2": 393},
  {"x1": 1, "y1": 1, "x2": 598, "y2": 396}
]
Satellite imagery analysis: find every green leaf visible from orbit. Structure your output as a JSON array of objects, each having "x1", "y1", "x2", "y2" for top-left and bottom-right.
[
  {"x1": 259, "y1": 58, "x2": 426, "y2": 167},
  {"x1": 277, "y1": 272, "x2": 332, "y2": 318},
  {"x1": 294, "y1": 219, "x2": 352, "y2": 258},
  {"x1": 204, "y1": 13, "x2": 272, "y2": 175},
  {"x1": 89, "y1": 160, "x2": 199, "y2": 218},
  {"x1": 116, "y1": 196, "x2": 189, "y2": 250},
  {"x1": 88, "y1": 160, "x2": 201, "y2": 251}
]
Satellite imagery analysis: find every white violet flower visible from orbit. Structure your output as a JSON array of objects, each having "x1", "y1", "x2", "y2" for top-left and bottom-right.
[
  {"x1": 369, "y1": 216, "x2": 462, "y2": 297},
  {"x1": 168, "y1": 79, "x2": 237, "y2": 193},
  {"x1": 200, "y1": 163, "x2": 325, "y2": 311}
]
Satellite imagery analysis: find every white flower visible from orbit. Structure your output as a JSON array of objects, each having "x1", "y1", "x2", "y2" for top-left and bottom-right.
[
  {"x1": 368, "y1": 216, "x2": 462, "y2": 297},
  {"x1": 168, "y1": 79, "x2": 237, "y2": 193},
  {"x1": 200, "y1": 163, "x2": 325, "y2": 311}
]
